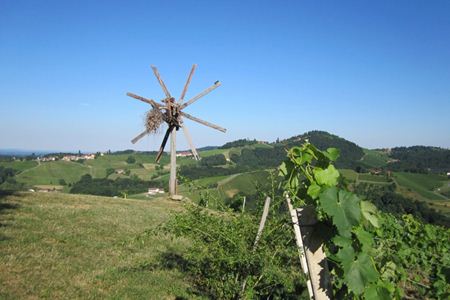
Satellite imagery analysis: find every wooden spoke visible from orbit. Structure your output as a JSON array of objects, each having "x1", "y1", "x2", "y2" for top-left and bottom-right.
[
  {"x1": 180, "y1": 111, "x2": 226, "y2": 133},
  {"x1": 179, "y1": 64, "x2": 197, "y2": 104},
  {"x1": 126, "y1": 92, "x2": 162, "y2": 109},
  {"x1": 131, "y1": 129, "x2": 150, "y2": 144},
  {"x1": 156, "y1": 126, "x2": 173, "y2": 163},
  {"x1": 181, "y1": 122, "x2": 200, "y2": 160},
  {"x1": 180, "y1": 81, "x2": 221, "y2": 109},
  {"x1": 151, "y1": 65, "x2": 171, "y2": 99}
]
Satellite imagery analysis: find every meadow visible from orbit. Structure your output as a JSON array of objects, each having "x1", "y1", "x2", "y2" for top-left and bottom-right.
[{"x1": 0, "y1": 191, "x2": 201, "y2": 299}]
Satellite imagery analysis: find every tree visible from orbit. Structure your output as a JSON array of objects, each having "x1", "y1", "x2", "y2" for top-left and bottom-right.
[
  {"x1": 200, "y1": 154, "x2": 226, "y2": 167},
  {"x1": 105, "y1": 168, "x2": 115, "y2": 177},
  {"x1": 126, "y1": 156, "x2": 136, "y2": 164}
]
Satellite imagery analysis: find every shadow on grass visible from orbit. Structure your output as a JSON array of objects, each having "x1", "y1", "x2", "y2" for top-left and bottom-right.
[
  {"x1": 157, "y1": 251, "x2": 211, "y2": 298},
  {"x1": 116, "y1": 250, "x2": 208, "y2": 299},
  {"x1": 0, "y1": 190, "x2": 20, "y2": 213},
  {"x1": 0, "y1": 190, "x2": 21, "y2": 241}
]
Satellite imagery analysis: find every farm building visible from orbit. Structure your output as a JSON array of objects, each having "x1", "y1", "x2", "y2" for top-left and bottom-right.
[
  {"x1": 176, "y1": 151, "x2": 193, "y2": 158},
  {"x1": 147, "y1": 188, "x2": 164, "y2": 196}
]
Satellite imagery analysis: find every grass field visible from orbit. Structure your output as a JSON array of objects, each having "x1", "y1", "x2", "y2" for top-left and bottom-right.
[
  {"x1": 15, "y1": 161, "x2": 91, "y2": 186},
  {"x1": 0, "y1": 160, "x2": 38, "y2": 172},
  {"x1": 339, "y1": 169, "x2": 358, "y2": 182},
  {"x1": 393, "y1": 172, "x2": 448, "y2": 201},
  {"x1": 0, "y1": 191, "x2": 202, "y2": 299},
  {"x1": 360, "y1": 149, "x2": 389, "y2": 168},
  {"x1": 358, "y1": 173, "x2": 390, "y2": 183},
  {"x1": 199, "y1": 148, "x2": 229, "y2": 158},
  {"x1": 219, "y1": 170, "x2": 270, "y2": 198}
]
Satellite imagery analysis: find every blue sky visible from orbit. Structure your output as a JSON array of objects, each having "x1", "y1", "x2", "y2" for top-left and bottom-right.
[{"x1": 1, "y1": 0, "x2": 449, "y2": 152}]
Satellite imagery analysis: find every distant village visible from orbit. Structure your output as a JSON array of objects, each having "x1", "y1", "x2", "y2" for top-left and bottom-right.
[{"x1": 38, "y1": 153, "x2": 100, "y2": 162}]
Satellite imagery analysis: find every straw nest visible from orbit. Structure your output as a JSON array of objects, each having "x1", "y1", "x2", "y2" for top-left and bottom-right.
[{"x1": 145, "y1": 108, "x2": 164, "y2": 133}]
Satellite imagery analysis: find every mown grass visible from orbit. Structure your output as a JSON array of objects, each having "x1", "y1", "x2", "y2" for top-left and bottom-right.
[
  {"x1": 394, "y1": 172, "x2": 448, "y2": 201},
  {"x1": 0, "y1": 160, "x2": 38, "y2": 172},
  {"x1": 15, "y1": 161, "x2": 91, "y2": 186},
  {"x1": 199, "y1": 148, "x2": 229, "y2": 158},
  {"x1": 0, "y1": 192, "x2": 202, "y2": 299},
  {"x1": 339, "y1": 169, "x2": 358, "y2": 182},
  {"x1": 219, "y1": 170, "x2": 270, "y2": 198},
  {"x1": 360, "y1": 149, "x2": 389, "y2": 168},
  {"x1": 358, "y1": 173, "x2": 390, "y2": 183}
]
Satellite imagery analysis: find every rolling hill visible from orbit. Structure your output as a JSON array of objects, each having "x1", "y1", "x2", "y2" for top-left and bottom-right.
[{"x1": 1, "y1": 131, "x2": 449, "y2": 225}]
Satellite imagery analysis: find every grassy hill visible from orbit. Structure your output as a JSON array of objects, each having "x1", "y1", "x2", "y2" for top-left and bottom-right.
[
  {"x1": 16, "y1": 161, "x2": 91, "y2": 186},
  {"x1": 360, "y1": 149, "x2": 389, "y2": 168},
  {"x1": 1, "y1": 131, "x2": 449, "y2": 223},
  {"x1": 0, "y1": 191, "x2": 201, "y2": 299}
]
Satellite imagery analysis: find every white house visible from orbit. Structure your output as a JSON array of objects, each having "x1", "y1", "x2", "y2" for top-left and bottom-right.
[
  {"x1": 147, "y1": 188, "x2": 165, "y2": 196},
  {"x1": 176, "y1": 151, "x2": 193, "y2": 158}
]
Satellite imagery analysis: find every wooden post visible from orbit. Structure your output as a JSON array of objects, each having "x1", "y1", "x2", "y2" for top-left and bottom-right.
[
  {"x1": 286, "y1": 195, "x2": 331, "y2": 300},
  {"x1": 241, "y1": 196, "x2": 271, "y2": 297},
  {"x1": 285, "y1": 195, "x2": 314, "y2": 298},
  {"x1": 253, "y1": 196, "x2": 271, "y2": 249},
  {"x1": 169, "y1": 128, "x2": 177, "y2": 196},
  {"x1": 242, "y1": 196, "x2": 246, "y2": 213},
  {"x1": 297, "y1": 206, "x2": 332, "y2": 300}
]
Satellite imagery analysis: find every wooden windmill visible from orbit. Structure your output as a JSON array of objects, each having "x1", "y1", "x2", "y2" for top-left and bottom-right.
[{"x1": 126, "y1": 64, "x2": 226, "y2": 196}]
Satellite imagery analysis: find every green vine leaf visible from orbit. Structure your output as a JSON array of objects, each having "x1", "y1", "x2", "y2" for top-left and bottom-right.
[
  {"x1": 307, "y1": 183, "x2": 321, "y2": 199},
  {"x1": 278, "y1": 161, "x2": 292, "y2": 177},
  {"x1": 313, "y1": 165, "x2": 339, "y2": 187},
  {"x1": 363, "y1": 283, "x2": 391, "y2": 300},
  {"x1": 319, "y1": 187, "x2": 361, "y2": 237},
  {"x1": 324, "y1": 147, "x2": 340, "y2": 162},
  {"x1": 345, "y1": 253, "x2": 379, "y2": 295},
  {"x1": 361, "y1": 200, "x2": 380, "y2": 228},
  {"x1": 353, "y1": 226, "x2": 373, "y2": 253},
  {"x1": 336, "y1": 242, "x2": 355, "y2": 269}
]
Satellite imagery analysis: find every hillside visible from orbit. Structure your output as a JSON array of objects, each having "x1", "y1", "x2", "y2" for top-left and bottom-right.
[
  {"x1": 284, "y1": 130, "x2": 365, "y2": 168},
  {"x1": 388, "y1": 146, "x2": 450, "y2": 173},
  {"x1": 0, "y1": 191, "x2": 200, "y2": 299},
  {"x1": 1, "y1": 131, "x2": 449, "y2": 226}
]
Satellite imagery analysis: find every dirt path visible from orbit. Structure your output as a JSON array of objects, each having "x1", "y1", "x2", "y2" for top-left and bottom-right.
[{"x1": 217, "y1": 173, "x2": 241, "y2": 187}]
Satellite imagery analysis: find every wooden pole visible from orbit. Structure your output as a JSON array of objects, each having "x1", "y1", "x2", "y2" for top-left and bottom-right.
[
  {"x1": 285, "y1": 195, "x2": 314, "y2": 299},
  {"x1": 241, "y1": 196, "x2": 271, "y2": 297},
  {"x1": 296, "y1": 207, "x2": 332, "y2": 300},
  {"x1": 286, "y1": 195, "x2": 331, "y2": 300},
  {"x1": 169, "y1": 128, "x2": 177, "y2": 196},
  {"x1": 253, "y1": 196, "x2": 271, "y2": 249}
]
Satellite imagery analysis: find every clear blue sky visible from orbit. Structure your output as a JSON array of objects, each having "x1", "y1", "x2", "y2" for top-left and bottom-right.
[{"x1": 1, "y1": 0, "x2": 449, "y2": 152}]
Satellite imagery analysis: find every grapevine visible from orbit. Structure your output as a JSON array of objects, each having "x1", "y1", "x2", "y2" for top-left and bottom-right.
[{"x1": 279, "y1": 141, "x2": 399, "y2": 299}]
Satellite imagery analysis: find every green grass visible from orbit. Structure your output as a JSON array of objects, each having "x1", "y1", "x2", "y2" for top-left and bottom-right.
[
  {"x1": 339, "y1": 169, "x2": 358, "y2": 182},
  {"x1": 394, "y1": 172, "x2": 448, "y2": 201},
  {"x1": 129, "y1": 168, "x2": 154, "y2": 181},
  {"x1": 360, "y1": 149, "x2": 389, "y2": 168},
  {"x1": 199, "y1": 148, "x2": 229, "y2": 158},
  {"x1": 15, "y1": 161, "x2": 91, "y2": 186},
  {"x1": 0, "y1": 192, "x2": 201, "y2": 299},
  {"x1": 358, "y1": 173, "x2": 390, "y2": 183},
  {"x1": 0, "y1": 160, "x2": 38, "y2": 172},
  {"x1": 219, "y1": 170, "x2": 270, "y2": 198}
]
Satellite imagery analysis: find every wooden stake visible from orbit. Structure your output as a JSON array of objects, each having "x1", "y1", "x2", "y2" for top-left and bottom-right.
[
  {"x1": 169, "y1": 128, "x2": 177, "y2": 196},
  {"x1": 286, "y1": 195, "x2": 331, "y2": 300},
  {"x1": 285, "y1": 195, "x2": 314, "y2": 299},
  {"x1": 241, "y1": 196, "x2": 271, "y2": 297},
  {"x1": 253, "y1": 196, "x2": 271, "y2": 249},
  {"x1": 296, "y1": 206, "x2": 332, "y2": 299}
]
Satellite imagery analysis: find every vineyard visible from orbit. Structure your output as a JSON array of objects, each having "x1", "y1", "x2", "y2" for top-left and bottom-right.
[{"x1": 161, "y1": 142, "x2": 450, "y2": 299}]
